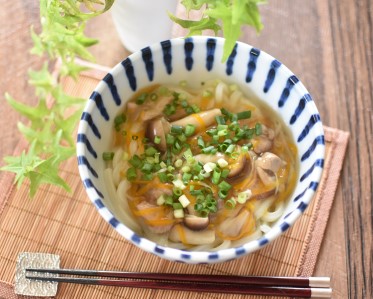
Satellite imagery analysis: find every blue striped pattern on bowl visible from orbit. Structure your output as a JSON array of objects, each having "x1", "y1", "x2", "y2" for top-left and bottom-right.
[{"x1": 77, "y1": 36, "x2": 325, "y2": 263}]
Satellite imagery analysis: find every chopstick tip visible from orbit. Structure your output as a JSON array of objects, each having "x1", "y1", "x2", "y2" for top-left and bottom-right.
[{"x1": 311, "y1": 287, "x2": 332, "y2": 298}]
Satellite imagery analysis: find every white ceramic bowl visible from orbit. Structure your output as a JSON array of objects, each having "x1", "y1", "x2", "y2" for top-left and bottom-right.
[{"x1": 77, "y1": 36, "x2": 325, "y2": 263}]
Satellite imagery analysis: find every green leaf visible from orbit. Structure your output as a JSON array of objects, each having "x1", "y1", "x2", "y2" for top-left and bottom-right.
[
  {"x1": 168, "y1": 12, "x2": 220, "y2": 36},
  {"x1": 1, "y1": 140, "x2": 71, "y2": 198},
  {"x1": 5, "y1": 93, "x2": 49, "y2": 122},
  {"x1": 178, "y1": 0, "x2": 266, "y2": 61}
]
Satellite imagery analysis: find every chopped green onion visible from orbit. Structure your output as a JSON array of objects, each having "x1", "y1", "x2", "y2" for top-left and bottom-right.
[
  {"x1": 192, "y1": 163, "x2": 203, "y2": 173},
  {"x1": 215, "y1": 115, "x2": 226, "y2": 125},
  {"x1": 184, "y1": 124, "x2": 196, "y2": 137},
  {"x1": 142, "y1": 173, "x2": 153, "y2": 181},
  {"x1": 171, "y1": 125, "x2": 183, "y2": 135},
  {"x1": 211, "y1": 148, "x2": 218, "y2": 154},
  {"x1": 218, "y1": 129, "x2": 229, "y2": 137},
  {"x1": 173, "y1": 203, "x2": 183, "y2": 210},
  {"x1": 136, "y1": 93, "x2": 148, "y2": 105},
  {"x1": 164, "y1": 103, "x2": 176, "y2": 116},
  {"x1": 158, "y1": 172, "x2": 168, "y2": 183},
  {"x1": 183, "y1": 148, "x2": 193, "y2": 159},
  {"x1": 174, "y1": 209, "x2": 184, "y2": 218},
  {"x1": 203, "y1": 162, "x2": 217, "y2": 173},
  {"x1": 172, "y1": 179, "x2": 186, "y2": 190},
  {"x1": 206, "y1": 128, "x2": 217, "y2": 136},
  {"x1": 102, "y1": 152, "x2": 114, "y2": 161},
  {"x1": 225, "y1": 144, "x2": 236, "y2": 154},
  {"x1": 221, "y1": 169, "x2": 230, "y2": 178},
  {"x1": 129, "y1": 155, "x2": 142, "y2": 168},
  {"x1": 191, "y1": 104, "x2": 200, "y2": 113},
  {"x1": 218, "y1": 143, "x2": 228, "y2": 152},
  {"x1": 165, "y1": 196, "x2": 174, "y2": 206},
  {"x1": 221, "y1": 107, "x2": 232, "y2": 118},
  {"x1": 132, "y1": 135, "x2": 138, "y2": 140},
  {"x1": 203, "y1": 90, "x2": 212, "y2": 97},
  {"x1": 218, "y1": 180, "x2": 232, "y2": 191},
  {"x1": 154, "y1": 135, "x2": 161, "y2": 144},
  {"x1": 212, "y1": 168, "x2": 221, "y2": 185},
  {"x1": 241, "y1": 145, "x2": 249, "y2": 153},
  {"x1": 156, "y1": 195, "x2": 165, "y2": 205},
  {"x1": 173, "y1": 187, "x2": 183, "y2": 197},
  {"x1": 178, "y1": 194, "x2": 190, "y2": 208},
  {"x1": 217, "y1": 158, "x2": 228, "y2": 168},
  {"x1": 182, "y1": 172, "x2": 192, "y2": 183},
  {"x1": 237, "y1": 190, "x2": 252, "y2": 204},
  {"x1": 255, "y1": 123, "x2": 262, "y2": 135},
  {"x1": 201, "y1": 145, "x2": 215, "y2": 154},
  {"x1": 217, "y1": 124, "x2": 228, "y2": 131},
  {"x1": 166, "y1": 134, "x2": 175, "y2": 145},
  {"x1": 174, "y1": 159, "x2": 183, "y2": 168},
  {"x1": 181, "y1": 99, "x2": 189, "y2": 108},
  {"x1": 145, "y1": 146, "x2": 158, "y2": 157},
  {"x1": 126, "y1": 167, "x2": 137, "y2": 181},
  {"x1": 141, "y1": 163, "x2": 153, "y2": 173},
  {"x1": 199, "y1": 170, "x2": 210, "y2": 178},
  {"x1": 150, "y1": 93, "x2": 158, "y2": 101},
  {"x1": 146, "y1": 157, "x2": 155, "y2": 164},
  {"x1": 236, "y1": 110, "x2": 251, "y2": 120},
  {"x1": 218, "y1": 189, "x2": 228, "y2": 199},
  {"x1": 181, "y1": 165, "x2": 191, "y2": 173},
  {"x1": 231, "y1": 151, "x2": 240, "y2": 160},
  {"x1": 225, "y1": 198, "x2": 236, "y2": 209},
  {"x1": 166, "y1": 173, "x2": 175, "y2": 181},
  {"x1": 114, "y1": 114, "x2": 126, "y2": 131},
  {"x1": 142, "y1": 137, "x2": 149, "y2": 144},
  {"x1": 197, "y1": 136, "x2": 205, "y2": 148}
]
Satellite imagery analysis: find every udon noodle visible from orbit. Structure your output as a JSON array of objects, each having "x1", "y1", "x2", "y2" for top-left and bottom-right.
[{"x1": 103, "y1": 79, "x2": 299, "y2": 250}]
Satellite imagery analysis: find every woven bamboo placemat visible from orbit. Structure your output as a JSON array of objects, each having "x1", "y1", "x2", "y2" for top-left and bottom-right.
[{"x1": 0, "y1": 65, "x2": 349, "y2": 299}]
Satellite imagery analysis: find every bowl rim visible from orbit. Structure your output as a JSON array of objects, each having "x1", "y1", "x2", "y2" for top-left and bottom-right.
[{"x1": 77, "y1": 36, "x2": 325, "y2": 263}]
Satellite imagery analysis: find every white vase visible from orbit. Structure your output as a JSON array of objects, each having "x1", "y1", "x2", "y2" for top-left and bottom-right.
[{"x1": 111, "y1": 0, "x2": 178, "y2": 53}]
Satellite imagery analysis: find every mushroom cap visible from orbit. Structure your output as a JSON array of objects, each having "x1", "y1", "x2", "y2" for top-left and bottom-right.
[
  {"x1": 184, "y1": 215, "x2": 209, "y2": 231},
  {"x1": 145, "y1": 117, "x2": 170, "y2": 151}
]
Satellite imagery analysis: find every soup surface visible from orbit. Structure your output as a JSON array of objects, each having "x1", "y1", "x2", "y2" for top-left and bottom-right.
[{"x1": 103, "y1": 79, "x2": 299, "y2": 250}]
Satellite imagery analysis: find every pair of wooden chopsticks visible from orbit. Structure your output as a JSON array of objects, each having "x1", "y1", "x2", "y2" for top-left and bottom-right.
[{"x1": 25, "y1": 268, "x2": 332, "y2": 298}]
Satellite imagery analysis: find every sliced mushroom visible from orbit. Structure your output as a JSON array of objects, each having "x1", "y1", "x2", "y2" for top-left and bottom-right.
[
  {"x1": 136, "y1": 201, "x2": 174, "y2": 234},
  {"x1": 253, "y1": 188, "x2": 277, "y2": 200},
  {"x1": 145, "y1": 117, "x2": 171, "y2": 151},
  {"x1": 171, "y1": 108, "x2": 221, "y2": 130},
  {"x1": 184, "y1": 215, "x2": 209, "y2": 231},
  {"x1": 227, "y1": 150, "x2": 248, "y2": 178},
  {"x1": 169, "y1": 224, "x2": 215, "y2": 245},
  {"x1": 256, "y1": 152, "x2": 282, "y2": 173},
  {"x1": 226, "y1": 154, "x2": 254, "y2": 185}
]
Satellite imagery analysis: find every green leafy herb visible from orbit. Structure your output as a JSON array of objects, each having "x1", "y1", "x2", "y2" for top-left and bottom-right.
[
  {"x1": 1, "y1": 0, "x2": 114, "y2": 197},
  {"x1": 169, "y1": 0, "x2": 266, "y2": 61}
]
